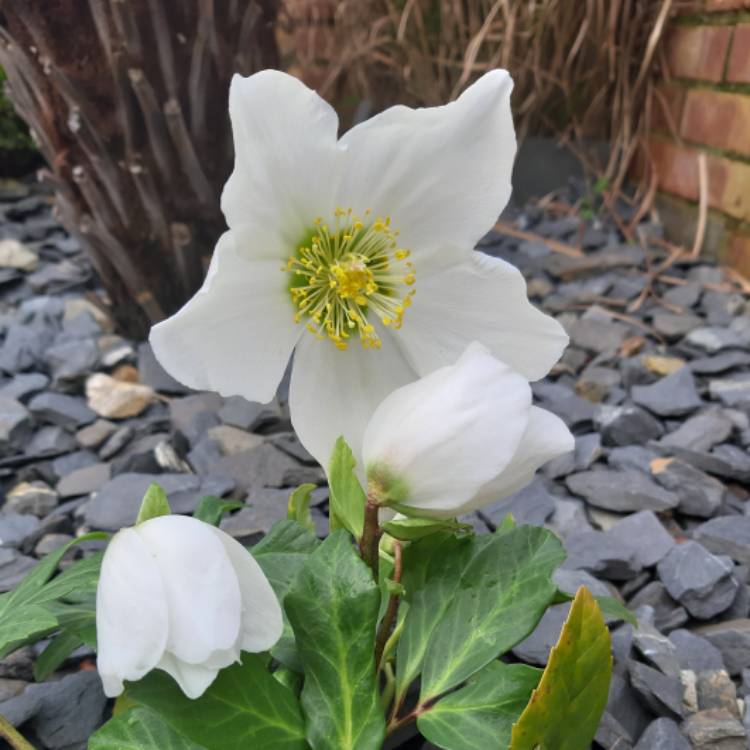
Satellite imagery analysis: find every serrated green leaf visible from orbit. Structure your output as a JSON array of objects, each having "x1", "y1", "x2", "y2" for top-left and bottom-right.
[
  {"x1": 285, "y1": 531, "x2": 385, "y2": 750},
  {"x1": 328, "y1": 436, "x2": 366, "y2": 538},
  {"x1": 509, "y1": 587, "x2": 612, "y2": 750},
  {"x1": 89, "y1": 707, "x2": 207, "y2": 750},
  {"x1": 192, "y1": 496, "x2": 244, "y2": 526},
  {"x1": 128, "y1": 654, "x2": 306, "y2": 750},
  {"x1": 33, "y1": 631, "x2": 82, "y2": 682},
  {"x1": 287, "y1": 484, "x2": 316, "y2": 533},
  {"x1": 0, "y1": 532, "x2": 106, "y2": 659},
  {"x1": 417, "y1": 662, "x2": 541, "y2": 750},
  {"x1": 382, "y1": 516, "x2": 468, "y2": 541},
  {"x1": 136, "y1": 483, "x2": 171, "y2": 524},
  {"x1": 252, "y1": 520, "x2": 320, "y2": 672}
]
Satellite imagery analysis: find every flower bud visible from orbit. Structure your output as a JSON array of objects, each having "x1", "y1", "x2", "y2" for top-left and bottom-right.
[
  {"x1": 362, "y1": 342, "x2": 573, "y2": 517},
  {"x1": 96, "y1": 515, "x2": 282, "y2": 699}
]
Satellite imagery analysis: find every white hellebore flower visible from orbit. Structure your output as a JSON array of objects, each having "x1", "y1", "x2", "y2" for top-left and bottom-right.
[
  {"x1": 362, "y1": 342, "x2": 574, "y2": 517},
  {"x1": 150, "y1": 69, "x2": 567, "y2": 469},
  {"x1": 96, "y1": 515, "x2": 282, "y2": 700}
]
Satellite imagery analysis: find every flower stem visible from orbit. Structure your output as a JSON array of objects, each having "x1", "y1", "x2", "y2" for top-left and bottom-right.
[
  {"x1": 375, "y1": 540, "x2": 402, "y2": 670},
  {"x1": 358, "y1": 495, "x2": 381, "y2": 579},
  {"x1": 0, "y1": 715, "x2": 34, "y2": 750}
]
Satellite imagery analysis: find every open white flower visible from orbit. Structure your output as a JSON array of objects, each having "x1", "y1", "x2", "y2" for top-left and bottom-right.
[
  {"x1": 150, "y1": 69, "x2": 567, "y2": 469},
  {"x1": 96, "y1": 515, "x2": 282, "y2": 699},
  {"x1": 362, "y1": 342, "x2": 574, "y2": 518}
]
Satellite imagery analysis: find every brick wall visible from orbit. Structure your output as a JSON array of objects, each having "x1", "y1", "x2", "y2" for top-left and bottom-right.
[{"x1": 651, "y1": 2, "x2": 750, "y2": 276}]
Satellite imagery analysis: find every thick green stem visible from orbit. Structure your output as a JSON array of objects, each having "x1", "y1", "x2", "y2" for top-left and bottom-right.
[
  {"x1": 358, "y1": 496, "x2": 381, "y2": 579},
  {"x1": 0, "y1": 714, "x2": 35, "y2": 750}
]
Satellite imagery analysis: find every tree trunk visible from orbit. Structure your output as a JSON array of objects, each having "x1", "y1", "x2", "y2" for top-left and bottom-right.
[{"x1": 0, "y1": 0, "x2": 280, "y2": 337}]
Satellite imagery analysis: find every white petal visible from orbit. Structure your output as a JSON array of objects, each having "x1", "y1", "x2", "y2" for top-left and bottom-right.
[
  {"x1": 363, "y1": 343, "x2": 530, "y2": 515},
  {"x1": 462, "y1": 406, "x2": 574, "y2": 514},
  {"x1": 394, "y1": 251, "x2": 567, "y2": 381},
  {"x1": 211, "y1": 527, "x2": 284, "y2": 653},
  {"x1": 149, "y1": 231, "x2": 300, "y2": 404},
  {"x1": 157, "y1": 652, "x2": 220, "y2": 700},
  {"x1": 337, "y1": 70, "x2": 515, "y2": 264},
  {"x1": 222, "y1": 70, "x2": 345, "y2": 257},
  {"x1": 96, "y1": 528, "x2": 168, "y2": 697},
  {"x1": 135, "y1": 515, "x2": 241, "y2": 665},
  {"x1": 289, "y1": 326, "x2": 417, "y2": 470}
]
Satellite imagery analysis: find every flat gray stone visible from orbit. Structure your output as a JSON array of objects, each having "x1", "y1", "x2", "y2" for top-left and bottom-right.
[
  {"x1": 566, "y1": 469, "x2": 678, "y2": 512},
  {"x1": 28, "y1": 392, "x2": 96, "y2": 429},
  {"x1": 709, "y1": 375, "x2": 750, "y2": 407},
  {"x1": 220, "y1": 489, "x2": 291, "y2": 541},
  {"x1": 56, "y1": 462, "x2": 111, "y2": 498},
  {"x1": 480, "y1": 477, "x2": 556, "y2": 528},
  {"x1": 669, "y1": 629, "x2": 726, "y2": 672},
  {"x1": 594, "y1": 404, "x2": 664, "y2": 446},
  {"x1": 694, "y1": 620, "x2": 750, "y2": 675},
  {"x1": 658, "y1": 542, "x2": 739, "y2": 620},
  {"x1": 4, "y1": 481, "x2": 58, "y2": 516},
  {"x1": 84, "y1": 472, "x2": 235, "y2": 530},
  {"x1": 564, "y1": 530, "x2": 641, "y2": 580},
  {"x1": 0, "y1": 513, "x2": 40, "y2": 548},
  {"x1": 694, "y1": 517, "x2": 750, "y2": 565},
  {"x1": 633, "y1": 718, "x2": 689, "y2": 749},
  {"x1": 659, "y1": 411, "x2": 734, "y2": 452},
  {"x1": 651, "y1": 458, "x2": 726, "y2": 518},
  {"x1": 607, "y1": 511, "x2": 674, "y2": 568},
  {"x1": 629, "y1": 661, "x2": 683, "y2": 719},
  {"x1": 632, "y1": 367, "x2": 703, "y2": 417},
  {"x1": 511, "y1": 603, "x2": 570, "y2": 665},
  {"x1": 0, "y1": 397, "x2": 32, "y2": 452}
]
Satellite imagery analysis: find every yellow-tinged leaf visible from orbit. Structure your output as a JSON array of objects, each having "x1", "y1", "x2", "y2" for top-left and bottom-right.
[{"x1": 509, "y1": 586, "x2": 612, "y2": 750}]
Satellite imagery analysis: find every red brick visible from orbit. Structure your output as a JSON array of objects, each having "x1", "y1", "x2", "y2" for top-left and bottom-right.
[
  {"x1": 728, "y1": 24, "x2": 750, "y2": 82},
  {"x1": 724, "y1": 233, "x2": 750, "y2": 278},
  {"x1": 648, "y1": 139, "x2": 701, "y2": 201},
  {"x1": 665, "y1": 25, "x2": 732, "y2": 81},
  {"x1": 652, "y1": 84, "x2": 687, "y2": 135},
  {"x1": 680, "y1": 89, "x2": 750, "y2": 155},
  {"x1": 649, "y1": 139, "x2": 750, "y2": 221},
  {"x1": 714, "y1": 158, "x2": 750, "y2": 220}
]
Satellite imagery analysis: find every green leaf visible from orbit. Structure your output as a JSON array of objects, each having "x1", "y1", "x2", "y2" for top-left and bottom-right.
[
  {"x1": 395, "y1": 533, "x2": 472, "y2": 703},
  {"x1": 285, "y1": 531, "x2": 385, "y2": 750},
  {"x1": 0, "y1": 532, "x2": 106, "y2": 659},
  {"x1": 328, "y1": 436, "x2": 366, "y2": 538},
  {"x1": 418, "y1": 662, "x2": 541, "y2": 750},
  {"x1": 594, "y1": 595, "x2": 637, "y2": 627},
  {"x1": 128, "y1": 654, "x2": 307, "y2": 750},
  {"x1": 90, "y1": 707, "x2": 207, "y2": 750},
  {"x1": 287, "y1": 484, "x2": 316, "y2": 533},
  {"x1": 192, "y1": 496, "x2": 244, "y2": 526},
  {"x1": 382, "y1": 516, "x2": 469, "y2": 542},
  {"x1": 252, "y1": 520, "x2": 320, "y2": 671},
  {"x1": 509, "y1": 587, "x2": 612, "y2": 750},
  {"x1": 496, "y1": 513, "x2": 516, "y2": 533},
  {"x1": 136, "y1": 483, "x2": 171, "y2": 524},
  {"x1": 396, "y1": 527, "x2": 564, "y2": 703},
  {"x1": 33, "y1": 631, "x2": 82, "y2": 682}
]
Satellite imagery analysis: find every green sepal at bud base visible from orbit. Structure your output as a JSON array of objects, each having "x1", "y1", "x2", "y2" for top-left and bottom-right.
[{"x1": 287, "y1": 483, "x2": 317, "y2": 533}]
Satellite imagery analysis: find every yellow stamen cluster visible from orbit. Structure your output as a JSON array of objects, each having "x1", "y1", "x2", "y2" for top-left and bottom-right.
[{"x1": 284, "y1": 207, "x2": 416, "y2": 350}]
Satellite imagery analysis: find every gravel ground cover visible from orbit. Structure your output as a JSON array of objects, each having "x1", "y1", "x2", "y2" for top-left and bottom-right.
[{"x1": 0, "y1": 178, "x2": 748, "y2": 748}]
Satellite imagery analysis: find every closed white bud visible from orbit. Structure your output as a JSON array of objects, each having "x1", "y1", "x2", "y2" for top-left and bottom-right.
[{"x1": 96, "y1": 514, "x2": 282, "y2": 699}]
